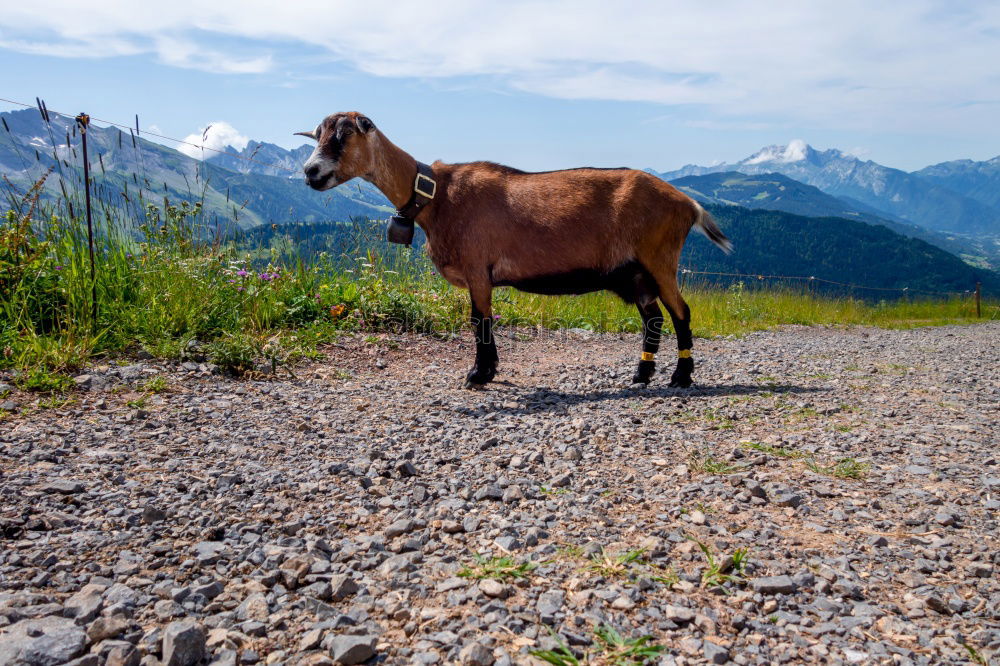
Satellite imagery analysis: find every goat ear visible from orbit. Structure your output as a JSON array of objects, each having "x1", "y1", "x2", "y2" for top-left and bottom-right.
[
  {"x1": 293, "y1": 130, "x2": 317, "y2": 141},
  {"x1": 356, "y1": 115, "x2": 375, "y2": 133}
]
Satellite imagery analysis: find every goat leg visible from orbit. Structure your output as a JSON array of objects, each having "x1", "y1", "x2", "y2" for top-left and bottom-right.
[{"x1": 465, "y1": 291, "x2": 498, "y2": 388}]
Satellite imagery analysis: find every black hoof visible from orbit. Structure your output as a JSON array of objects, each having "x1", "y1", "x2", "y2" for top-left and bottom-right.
[
  {"x1": 464, "y1": 366, "x2": 496, "y2": 389},
  {"x1": 668, "y1": 374, "x2": 693, "y2": 388},
  {"x1": 632, "y1": 360, "x2": 656, "y2": 385}
]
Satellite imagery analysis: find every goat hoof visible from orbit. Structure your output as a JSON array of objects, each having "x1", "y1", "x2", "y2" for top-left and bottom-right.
[
  {"x1": 464, "y1": 367, "x2": 496, "y2": 388},
  {"x1": 668, "y1": 375, "x2": 693, "y2": 388},
  {"x1": 632, "y1": 360, "x2": 655, "y2": 385}
]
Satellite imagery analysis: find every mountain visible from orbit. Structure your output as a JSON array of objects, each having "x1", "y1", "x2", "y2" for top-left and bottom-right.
[
  {"x1": 0, "y1": 109, "x2": 391, "y2": 228},
  {"x1": 682, "y1": 204, "x2": 997, "y2": 295},
  {"x1": 654, "y1": 141, "x2": 1000, "y2": 236},
  {"x1": 913, "y1": 156, "x2": 1000, "y2": 211},
  {"x1": 669, "y1": 171, "x2": 999, "y2": 269}
]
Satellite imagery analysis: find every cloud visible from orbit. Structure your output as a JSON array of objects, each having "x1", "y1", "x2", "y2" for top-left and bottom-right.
[
  {"x1": 177, "y1": 121, "x2": 249, "y2": 160},
  {"x1": 0, "y1": 1, "x2": 998, "y2": 133}
]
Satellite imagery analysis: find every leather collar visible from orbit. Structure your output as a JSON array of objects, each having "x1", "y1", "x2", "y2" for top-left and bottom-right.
[{"x1": 395, "y1": 161, "x2": 437, "y2": 220}]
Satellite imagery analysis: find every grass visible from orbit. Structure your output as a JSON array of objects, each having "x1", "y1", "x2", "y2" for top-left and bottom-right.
[
  {"x1": 531, "y1": 625, "x2": 665, "y2": 666},
  {"x1": 2, "y1": 168, "x2": 995, "y2": 386},
  {"x1": 691, "y1": 454, "x2": 740, "y2": 475},
  {"x1": 741, "y1": 441, "x2": 806, "y2": 459},
  {"x1": 457, "y1": 553, "x2": 537, "y2": 581},
  {"x1": 805, "y1": 457, "x2": 870, "y2": 480},
  {"x1": 539, "y1": 485, "x2": 571, "y2": 496},
  {"x1": 686, "y1": 535, "x2": 750, "y2": 589},
  {"x1": 584, "y1": 549, "x2": 647, "y2": 579}
]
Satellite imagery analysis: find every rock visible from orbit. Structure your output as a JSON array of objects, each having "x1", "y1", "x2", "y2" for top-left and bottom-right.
[
  {"x1": 63, "y1": 583, "x2": 106, "y2": 623},
  {"x1": 141, "y1": 505, "x2": 167, "y2": 524},
  {"x1": 663, "y1": 604, "x2": 695, "y2": 623},
  {"x1": 192, "y1": 541, "x2": 226, "y2": 565},
  {"x1": 385, "y1": 519, "x2": 416, "y2": 538},
  {"x1": 86, "y1": 615, "x2": 130, "y2": 642},
  {"x1": 0, "y1": 616, "x2": 87, "y2": 666},
  {"x1": 459, "y1": 642, "x2": 494, "y2": 666},
  {"x1": 40, "y1": 480, "x2": 84, "y2": 495},
  {"x1": 771, "y1": 492, "x2": 802, "y2": 508},
  {"x1": 235, "y1": 593, "x2": 269, "y2": 622},
  {"x1": 752, "y1": 575, "x2": 797, "y2": 595},
  {"x1": 328, "y1": 574, "x2": 359, "y2": 601},
  {"x1": 537, "y1": 590, "x2": 564, "y2": 624},
  {"x1": 478, "y1": 579, "x2": 509, "y2": 599},
  {"x1": 162, "y1": 620, "x2": 206, "y2": 666},
  {"x1": 327, "y1": 634, "x2": 376, "y2": 665},
  {"x1": 703, "y1": 641, "x2": 730, "y2": 665}
]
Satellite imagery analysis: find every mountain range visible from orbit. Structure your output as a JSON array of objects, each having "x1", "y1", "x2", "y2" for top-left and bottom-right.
[
  {"x1": 0, "y1": 109, "x2": 390, "y2": 228},
  {"x1": 1, "y1": 108, "x2": 997, "y2": 292}
]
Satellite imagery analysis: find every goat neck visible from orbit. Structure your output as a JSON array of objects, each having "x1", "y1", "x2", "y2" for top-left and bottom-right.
[{"x1": 368, "y1": 132, "x2": 432, "y2": 214}]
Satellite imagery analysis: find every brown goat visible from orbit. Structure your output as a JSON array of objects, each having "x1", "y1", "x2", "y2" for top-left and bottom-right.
[{"x1": 298, "y1": 111, "x2": 731, "y2": 388}]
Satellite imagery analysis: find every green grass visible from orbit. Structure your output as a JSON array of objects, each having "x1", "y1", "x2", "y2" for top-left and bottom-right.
[
  {"x1": 2, "y1": 172, "x2": 995, "y2": 385},
  {"x1": 686, "y1": 535, "x2": 750, "y2": 589},
  {"x1": 457, "y1": 553, "x2": 537, "y2": 581},
  {"x1": 741, "y1": 441, "x2": 806, "y2": 459},
  {"x1": 805, "y1": 457, "x2": 870, "y2": 480},
  {"x1": 584, "y1": 549, "x2": 647, "y2": 579},
  {"x1": 531, "y1": 625, "x2": 665, "y2": 666}
]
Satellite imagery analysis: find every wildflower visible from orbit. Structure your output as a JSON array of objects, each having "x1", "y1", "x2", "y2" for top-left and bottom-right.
[
  {"x1": 227, "y1": 280, "x2": 235, "y2": 284},
  {"x1": 54, "y1": 265, "x2": 63, "y2": 271},
  {"x1": 320, "y1": 284, "x2": 329, "y2": 289},
  {"x1": 493, "y1": 314, "x2": 501, "y2": 320},
  {"x1": 330, "y1": 304, "x2": 346, "y2": 319},
  {"x1": 237, "y1": 269, "x2": 248, "y2": 277}
]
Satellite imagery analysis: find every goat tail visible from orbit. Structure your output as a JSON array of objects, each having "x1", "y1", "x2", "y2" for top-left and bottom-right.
[{"x1": 692, "y1": 201, "x2": 733, "y2": 254}]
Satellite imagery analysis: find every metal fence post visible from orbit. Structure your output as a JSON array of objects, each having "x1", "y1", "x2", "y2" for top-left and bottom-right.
[{"x1": 75, "y1": 113, "x2": 97, "y2": 329}]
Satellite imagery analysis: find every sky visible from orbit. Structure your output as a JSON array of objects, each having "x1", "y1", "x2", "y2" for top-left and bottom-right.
[{"x1": 1, "y1": 1, "x2": 998, "y2": 172}]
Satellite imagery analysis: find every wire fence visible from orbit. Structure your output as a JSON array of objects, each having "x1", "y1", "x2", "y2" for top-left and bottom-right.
[{"x1": 0, "y1": 94, "x2": 993, "y2": 316}]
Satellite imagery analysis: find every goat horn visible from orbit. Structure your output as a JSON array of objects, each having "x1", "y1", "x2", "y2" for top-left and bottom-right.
[{"x1": 293, "y1": 130, "x2": 317, "y2": 140}]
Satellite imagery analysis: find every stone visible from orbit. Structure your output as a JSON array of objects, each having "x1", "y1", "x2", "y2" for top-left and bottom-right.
[
  {"x1": 86, "y1": 615, "x2": 130, "y2": 642},
  {"x1": 771, "y1": 492, "x2": 802, "y2": 508},
  {"x1": 703, "y1": 641, "x2": 730, "y2": 665},
  {"x1": 40, "y1": 479, "x2": 85, "y2": 495},
  {"x1": 0, "y1": 616, "x2": 87, "y2": 666},
  {"x1": 162, "y1": 620, "x2": 206, "y2": 666},
  {"x1": 328, "y1": 574, "x2": 359, "y2": 601},
  {"x1": 385, "y1": 519, "x2": 416, "y2": 538},
  {"x1": 478, "y1": 579, "x2": 509, "y2": 599},
  {"x1": 63, "y1": 583, "x2": 106, "y2": 623},
  {"x1": 663, "y1": 604, "x2": 695, "y2": 623},
  {"x1": 327, "y1": 634, "x2": 376, "y2": 665},
  {"x1": 236, "y1": 593, "x2": 269, "y2": 622},
  {"x1": 459, "y1": 642, "x2": 494, "y2": 666},
  {"x1": 752, "y1": 575, "x2": 797, "y2": 594}
]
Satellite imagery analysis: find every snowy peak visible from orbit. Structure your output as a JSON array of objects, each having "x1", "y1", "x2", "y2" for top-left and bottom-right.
[{"x1": 743, "y1": 139, "x2": 814, "y2": 165}]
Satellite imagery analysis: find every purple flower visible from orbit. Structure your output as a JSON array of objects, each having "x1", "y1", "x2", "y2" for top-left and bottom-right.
[
  {"x1": 54, "y1": 265, "x2": 63, "y2": 271},
  {"x1": 236, "y1": 269, "x2": 248, "y2": 277},
  {"x1": 492, "y1": 314, "x2": 501, "y2": 320},
  {"x1": 227, "y1": 280, "x2": 235, "y2": 284}
]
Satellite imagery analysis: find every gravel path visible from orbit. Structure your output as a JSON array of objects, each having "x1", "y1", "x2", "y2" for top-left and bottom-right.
[{"x1": 1, "y1": 323, "x2": 998, "y2": 666}]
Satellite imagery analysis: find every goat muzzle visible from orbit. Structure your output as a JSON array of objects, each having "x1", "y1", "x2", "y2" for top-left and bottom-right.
[{"x1": 387, "y1": 216, "x2": 415, "y2": 245}]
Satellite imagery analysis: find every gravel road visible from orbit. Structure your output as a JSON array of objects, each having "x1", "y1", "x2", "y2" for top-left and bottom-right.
[{"x1": 1, "y1": 322, "x2": 998, "y2": 666}]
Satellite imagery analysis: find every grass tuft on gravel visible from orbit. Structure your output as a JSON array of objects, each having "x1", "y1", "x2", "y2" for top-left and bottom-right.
[
  {"x1": 458, "y1": 553, "x2": 537, "y2": 581},
  {"x1": 805, "y1": 457, "x2": 870, "y2": 480},
  {"x1": 530, "y1": 625, "x2": 665, "y2": 666}
]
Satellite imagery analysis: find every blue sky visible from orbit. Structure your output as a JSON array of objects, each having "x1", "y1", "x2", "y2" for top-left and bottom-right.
[{"x1": 1, "y1": 1, "x2": 998, "y2": 172}]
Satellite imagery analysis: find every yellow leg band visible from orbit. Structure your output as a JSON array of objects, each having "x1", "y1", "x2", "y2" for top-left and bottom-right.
[
  {"x1": 678, "y1": 349, "x2": 692, "y2": 359},
  {"x1": 641, "y1": 352, "x2": 655, "y2": 362}
]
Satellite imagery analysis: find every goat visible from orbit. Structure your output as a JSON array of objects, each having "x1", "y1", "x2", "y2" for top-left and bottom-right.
[{"x1": 297, "y1": 111, "x2": 732, "y2": 388}]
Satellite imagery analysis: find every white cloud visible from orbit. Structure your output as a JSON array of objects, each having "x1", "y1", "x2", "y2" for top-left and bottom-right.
[
  {"x1": 0, "y1": 1, "x2": 998, "y2": 134},
  {"x1": 177, "y1": 121, "x2": 249, "y2": 160}
]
